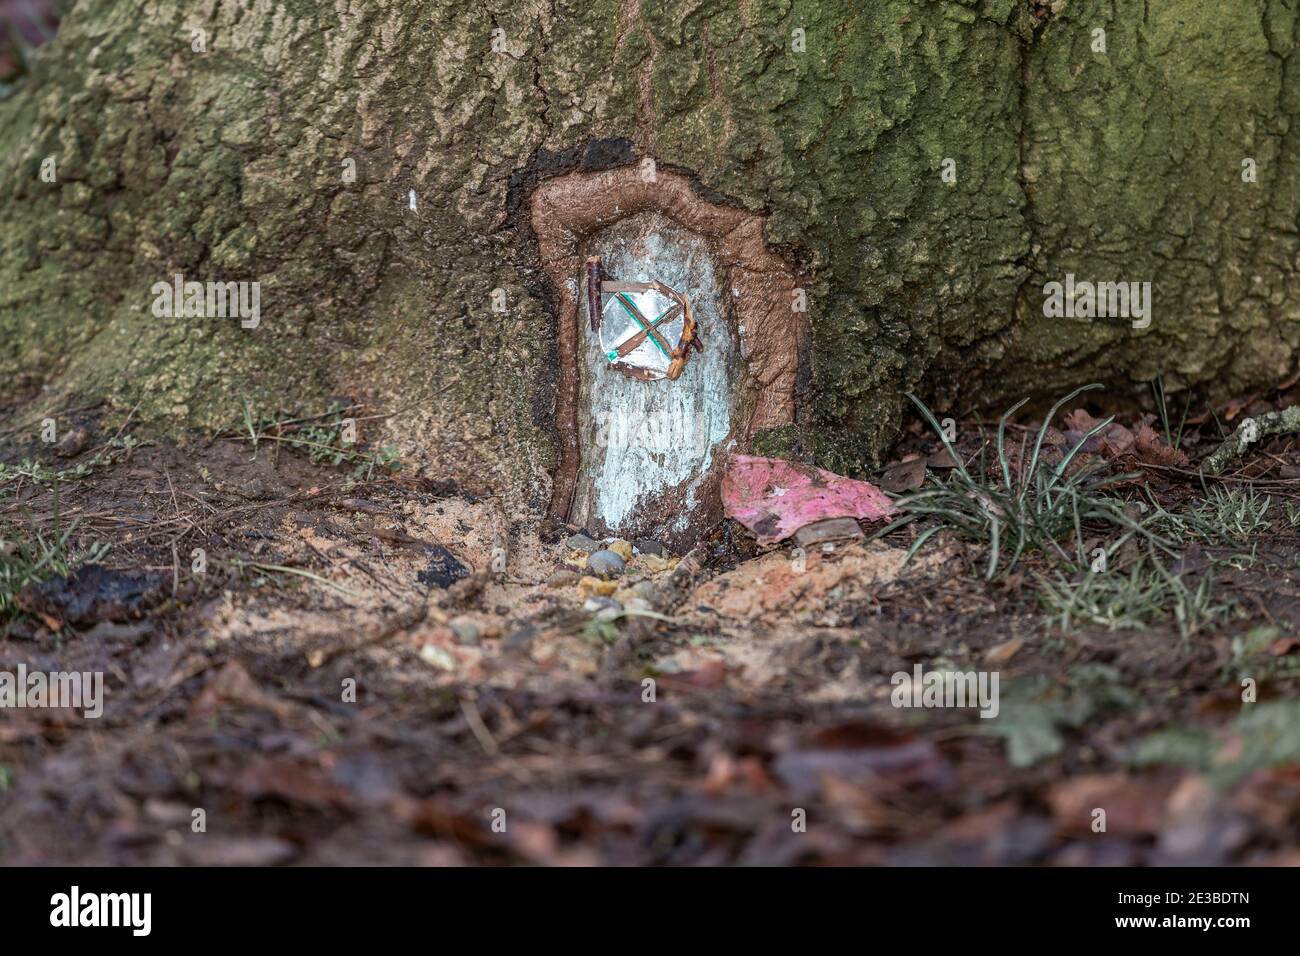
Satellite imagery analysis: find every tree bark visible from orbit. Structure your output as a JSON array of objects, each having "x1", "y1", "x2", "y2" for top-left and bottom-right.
[{"x1": 1, "y1": 0, "x2": 1297, "y2": 510}]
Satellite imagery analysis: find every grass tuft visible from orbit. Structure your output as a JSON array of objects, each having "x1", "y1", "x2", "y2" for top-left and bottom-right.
[
  {"x1": 0, "y1": 495, "x2": 110, "y2": 622},
  {"x1": 888, "y1": 385, "x2": 1261, "y2": 637},
  {"x1": 1036, "y1": 554, "x2": 1227, "y2": 638},
  {"x1": 235, "y1": 399, "x2": 402, "y2": 484},
  {"x1": 890, "y1": 385, "x2": 1173, "y2": 580}
]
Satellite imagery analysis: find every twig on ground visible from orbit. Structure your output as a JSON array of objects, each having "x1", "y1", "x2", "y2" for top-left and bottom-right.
[
  {"x1": 1203, "y1": 406, "x2": 1300, "y2": 475},
  {"x1": 233, "y1": 558, "x2": 362, "y2": 599}
]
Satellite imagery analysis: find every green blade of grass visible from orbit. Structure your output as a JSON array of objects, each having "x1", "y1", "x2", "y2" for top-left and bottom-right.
[{"x1": 1020, "y1": 382, "x2": 1104, "y2": 504}]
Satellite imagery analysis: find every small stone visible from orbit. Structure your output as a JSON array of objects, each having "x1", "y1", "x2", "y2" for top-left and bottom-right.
[
  {"x1": 613, "y1": 580, "x2": 656, "y2": 606},
  {"x1": 637, "y1": 554, "x2": 674, "y2": 575},
  {"x1": 583, "y1": 596, "x2": 622, "y2": 621},
  {"x1": 586, "y1": 549, "x2": 625, "y2": 578},
  {"x1": 563, "y1": 533, "x2": 602, "y2": 553},
  {"x1": 607, "y1": 538, "x2": 634, "y2": 561},
  {"x1": 633, "y1": 538, "x2": 667, "y2": 557},
  {"x1": 578, "y1": 575, "x2": 618, "y2": 598},
  {"x1": 545, "y1": 569, "x2": 580, "y2": 588},
  {"x1": 54, "y1": 426, "x2": 89, "y2": 458},
  {"x1": 417, "y1": 545, "x2": 469, "y2": 588},
  {"x1": 419, "y1": 644, "x2": 456, "y2": 670},
  {"x1": 503, "y1": 625, "x2": 537, "y2": 653},
  {"x1": 793, "y1": 517, "x2": 864, "y2": 549},
  {"x1": 449, "y1": 616, "x2": 480, "y2": 645}
]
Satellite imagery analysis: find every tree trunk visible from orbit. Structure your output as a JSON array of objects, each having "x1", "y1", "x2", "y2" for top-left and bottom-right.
[{"x1": 1, "y1": 0, "x2": 1297, "y2": 523}]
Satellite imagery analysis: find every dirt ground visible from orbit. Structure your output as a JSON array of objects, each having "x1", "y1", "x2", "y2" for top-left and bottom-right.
[{"x1": 2, "y1": 397, "x2": 1300, "y2": 866}]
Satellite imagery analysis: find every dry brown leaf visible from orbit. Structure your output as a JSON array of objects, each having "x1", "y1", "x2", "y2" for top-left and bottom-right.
[
  {"x1": 1269, "y1": 636, "x2": 1300, "y2": 656},
  {"x1": 1133, "y1": 423, "x2": 1190, "y2": 467},
  {"x1": 984, "y1": 636, "x2": 1025, "y2": 665},
  {"x1": 1047, "y1": 773, "x2": 1176, "y2": 836},
  {"x1": 1064, "y1": 409, "x2": 1134, "y2": 457}
]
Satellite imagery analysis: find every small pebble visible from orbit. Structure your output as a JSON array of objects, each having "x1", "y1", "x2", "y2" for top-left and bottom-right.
[
  {"x1": 578, "y1": 575, "x2": 618, "y2": 598},
  {"x1": 613, "y1": 581, "x2": 656, "y2": 606},
  {"x1": 638, "y1": 553, "x2": 674, "y2": 574},
  {"x1": 545, "y1": 569, "x2": 580, "y2": 588},
  {"x1": 634, "y1": 538, "x2": 667, "y2": 557},
  {"x1": 449, "y1": 616, "x2": 480, "y2": 645},
  {"x1": 54, "y1": 426, "x2": 89, "y2": 458},
  {"x1": 503, "y1": 626, "x2": 536, "y2": 653},
  {"x1": 563, "y1": 533, "x2": 602, "y2": 553},
  {"x1": 607, "y1": 538, "x2": 634, "y2": 561},
  {"x1": 586, "y1": 549, "x2": 625, "y2": 578},
  {"x1": 418, "y1": 545, "x2": 469, "y2": 588},
  {"x1": 583, "y1": 596, "x2": 622, "y2": 621},
  {"x1": 419, "y1": 644, "x2": 456, "y2": 670}
]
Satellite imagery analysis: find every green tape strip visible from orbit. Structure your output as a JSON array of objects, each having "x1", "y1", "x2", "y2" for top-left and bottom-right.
[{"x1": 615, "y1": 293, "x2": 672, "y2": 359}]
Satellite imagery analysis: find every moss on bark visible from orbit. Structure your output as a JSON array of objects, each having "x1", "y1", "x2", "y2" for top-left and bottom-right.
[{"x1": 1, "y1": 0, "x2": 1297, "y2": 504}]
